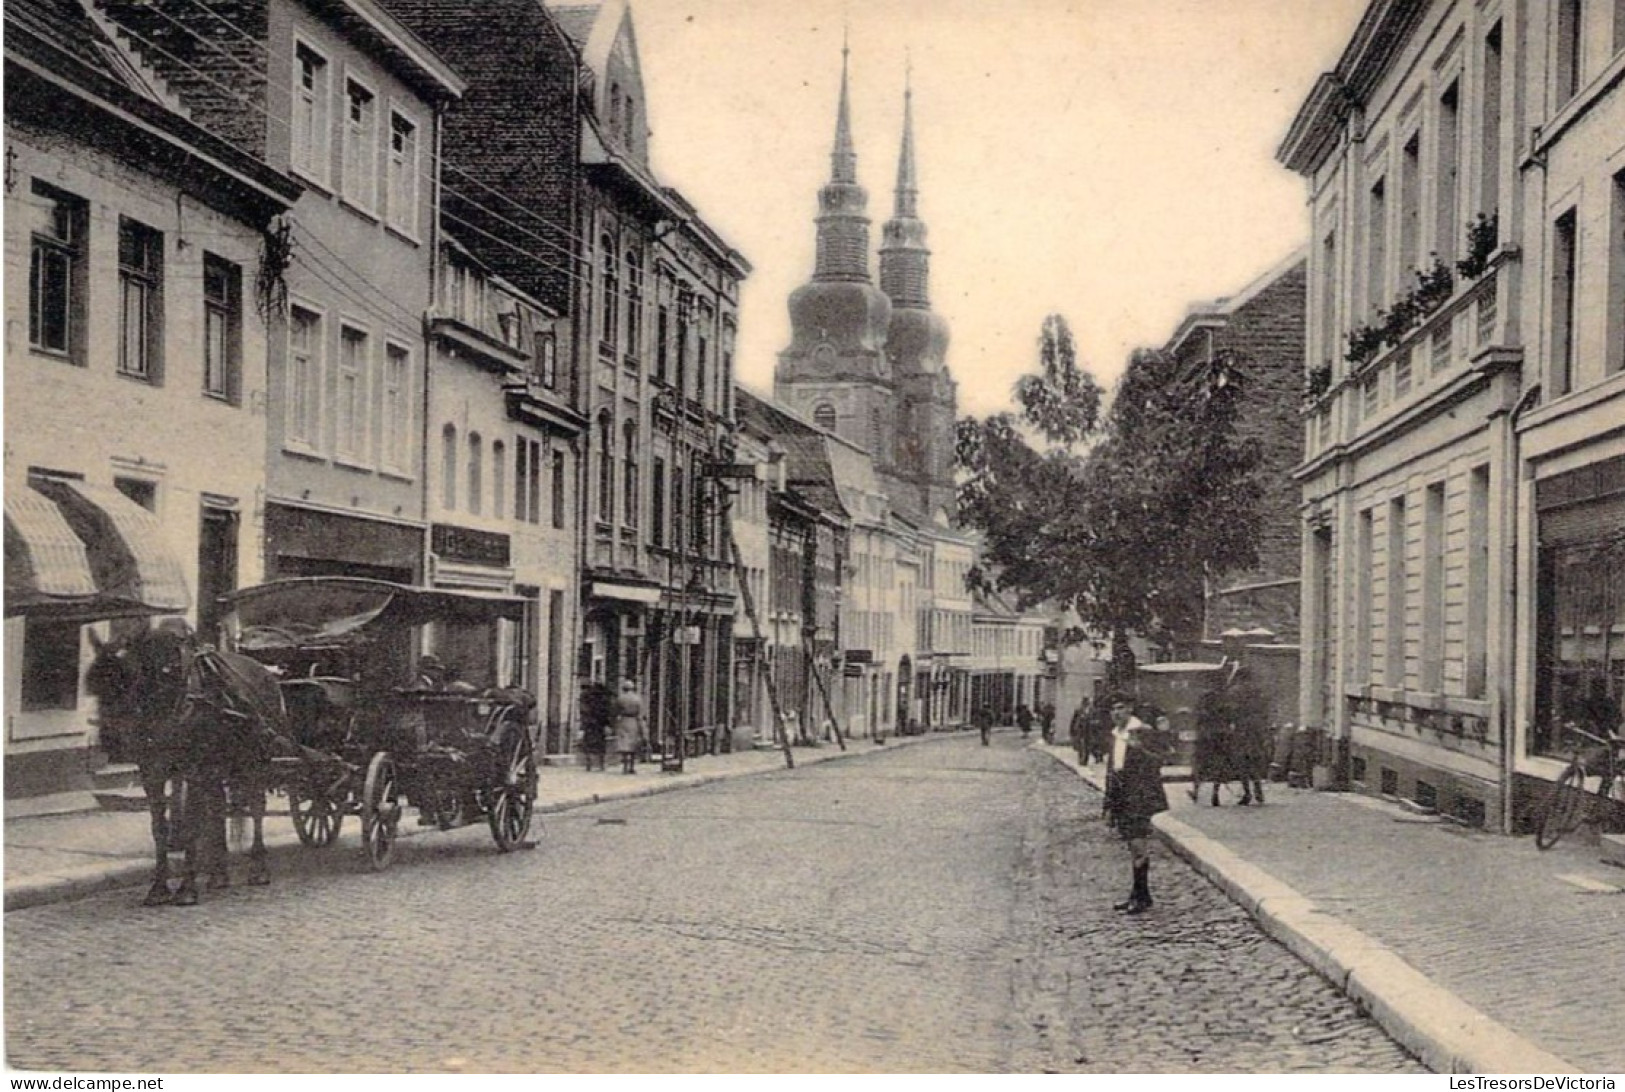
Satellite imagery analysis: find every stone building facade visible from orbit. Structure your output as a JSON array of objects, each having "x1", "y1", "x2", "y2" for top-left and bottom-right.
[{"x1": 5, "y1": 0, "x2": 300, "y2": 793}]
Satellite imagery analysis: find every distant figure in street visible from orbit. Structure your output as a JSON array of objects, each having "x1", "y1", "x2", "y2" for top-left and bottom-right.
[
  {"x1": 1102, "y1": 696, "x2": 1169, "y2": 915},
  {"x1": 613, "y1": 679, "x2": 644, "y2": 774},
  {"x1": 1039, "y1": 702, "x2": 1056, "y2": 745},
  {"x1": 1016, "y1": 703, "x2": 1034, "y2": 738},
  {"x1": 1190, "y1": 673, "x2": 1239, "y2": 806},
  {"x1": 1226, "y1": 663, "x2": 1271, "y2": 807},
  {"x1": 579, "y1": 681, "x2": 611, "y2": 772},
  {"x1": 1085, "y1": 701, "x2": 1114, "y2": 766},
  {"x1": 974, "y1": 705, "x2": 994, "y2": 747},
  {"x1": 1069, "y1": 701, "x2": 1091, "y2": 763}
]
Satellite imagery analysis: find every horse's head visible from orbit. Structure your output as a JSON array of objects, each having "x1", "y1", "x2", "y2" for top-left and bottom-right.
[{"x1": 85, "y1": 621, "x2": 195, "y2": 762}]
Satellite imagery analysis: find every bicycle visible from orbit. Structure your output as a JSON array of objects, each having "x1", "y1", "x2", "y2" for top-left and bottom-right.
[{"x1": 1534, "y1": 722, "x2": 1625, "y2": 850}]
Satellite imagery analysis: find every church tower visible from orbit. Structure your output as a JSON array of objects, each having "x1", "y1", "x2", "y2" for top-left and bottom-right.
[
  {"x1": 879, "y1": 75, "x2": 958, "y2": 523},
  {"x1": 775, "y1": 44, "x2": 895, "y2": 466}
]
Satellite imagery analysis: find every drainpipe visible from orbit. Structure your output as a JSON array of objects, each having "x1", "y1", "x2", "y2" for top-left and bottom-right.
[{"x1": 1498, "y1": 382, "x2": 1542, "y2": 833}]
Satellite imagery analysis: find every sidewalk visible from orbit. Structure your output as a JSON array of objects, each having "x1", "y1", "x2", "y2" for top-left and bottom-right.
[
  {"x1": 1040, "y1": 741, "x2": 1625, "y2": 1075},
  {"x1": 2, "y1": 731, "x2": 943, "y2": 913}
]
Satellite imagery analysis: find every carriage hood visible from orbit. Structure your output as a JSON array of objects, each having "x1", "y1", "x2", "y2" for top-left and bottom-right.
[{"x1": 222, "y1": 578, "x2": 527, "y2": 648}]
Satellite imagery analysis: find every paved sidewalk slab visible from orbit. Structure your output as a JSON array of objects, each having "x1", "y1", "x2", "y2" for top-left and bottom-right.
[{"x1": 1035, "y1": 742, "x2": 1621, "y2": 1075}]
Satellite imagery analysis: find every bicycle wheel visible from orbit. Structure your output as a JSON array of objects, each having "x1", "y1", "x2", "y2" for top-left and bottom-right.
[{"x1": 1535, "y1": 760, "x2": 1588, "y2": 850}]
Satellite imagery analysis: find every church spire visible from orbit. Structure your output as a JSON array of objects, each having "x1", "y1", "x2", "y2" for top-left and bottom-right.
[
  {"x1": 812, "y1": 40, "x2": 873, "y2": 283},
  {"x1": 893, "y1": 58, "x2": 917, "y2": 219},
  {"x1": 880, "y1": 70, "x2": 930, "y2": 308},
  {"x1": 831, "y1": 31, "x2": 856, "y2": 185}
]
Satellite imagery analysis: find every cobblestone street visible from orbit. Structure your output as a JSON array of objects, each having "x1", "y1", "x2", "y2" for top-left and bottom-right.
[{"x1": 5, "y1": 736, "x2": 1422, "y2": 1073}]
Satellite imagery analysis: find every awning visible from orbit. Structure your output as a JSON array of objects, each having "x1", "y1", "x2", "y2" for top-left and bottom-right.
[{"x1": 4, "y1": 477, "x2": 190, "y2": 622}]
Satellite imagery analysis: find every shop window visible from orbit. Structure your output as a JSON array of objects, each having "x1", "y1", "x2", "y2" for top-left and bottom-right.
[{"x1": 1534, "y1": 531, "x2": 1625, "y2": 756}]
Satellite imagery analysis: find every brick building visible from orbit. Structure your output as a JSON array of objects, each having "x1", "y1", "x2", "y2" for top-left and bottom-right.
[{"x1": 1160, "y1": 251, "x2": 1308, "y2": 644}]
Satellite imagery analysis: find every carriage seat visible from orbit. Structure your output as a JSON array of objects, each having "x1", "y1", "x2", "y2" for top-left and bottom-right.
[{"x1": 278, "y1": 676, "x2": 357, "y2": 751}]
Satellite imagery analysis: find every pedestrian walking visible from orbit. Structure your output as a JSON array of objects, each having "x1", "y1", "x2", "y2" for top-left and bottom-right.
[
  {"x1": 1069, "y1": 701, "x2": 1090, "y2": 763},
  {"x1": 1016, "y1": 703, "x2": 1034, "y2": 738},
  {"x1": 974, "y1": 704, "x2": 994, "y2": 746},
  {"x1": 1102, "y1": 695, "x2": 1169, "y2": 915},
  {"x1": 579, "y1": 681, "x2": 611, "y2": 772},
  {"x1": 1039, "y1": 702, "x2": 1056, "y2": 745},
  {"x1": 1190, "y1": 671, "x2": 1238, "y2": 806},
  {"x1": 613, "y1": 679, "x2": 645, "y2": 774}
]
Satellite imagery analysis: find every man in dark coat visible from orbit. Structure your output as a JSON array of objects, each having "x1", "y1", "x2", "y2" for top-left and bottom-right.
[
  {"x1": 1227, "y1": 663, "x2": 1270, "y2": 806},
  {"x1": 579, "y1": 681, "x2": 611, "y2": 772},
  {"x1": 1103, "y1": 696, "x2": 1169, "y2": 914},
  {"x1": 1190, "y1": 674, "x2": 1238, "y2": 806}
]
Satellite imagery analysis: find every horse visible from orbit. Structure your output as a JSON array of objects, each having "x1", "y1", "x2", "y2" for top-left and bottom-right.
[{"x1": 85, "y1": 622, "x2": 288, "y2": 905}]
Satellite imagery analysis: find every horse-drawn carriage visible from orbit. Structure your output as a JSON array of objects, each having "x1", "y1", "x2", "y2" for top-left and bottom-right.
[{"x1": 220, "y1": 577, "x2": 540, "y2": 870}]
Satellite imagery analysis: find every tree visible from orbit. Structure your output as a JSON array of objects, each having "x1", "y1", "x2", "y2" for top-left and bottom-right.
[{"x1": 955, "y1": 316, "x2": 1263, "y2": 688}]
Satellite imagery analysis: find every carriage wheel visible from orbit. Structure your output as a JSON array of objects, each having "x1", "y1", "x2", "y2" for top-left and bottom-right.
[
  {"x1": 361, "y1": 752, "x2": 401, "y2": 871},
  {"x1": 488, "y1": 721, "x2": 537, "y2": 852},
  {"x1": 288, "y1": 781, "x2": 343, "y2": 848}
]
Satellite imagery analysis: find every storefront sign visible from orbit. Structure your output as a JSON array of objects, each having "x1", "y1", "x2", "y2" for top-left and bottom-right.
[{"x1": 431, "y1": 523, "x2": 511, "y2": 568}]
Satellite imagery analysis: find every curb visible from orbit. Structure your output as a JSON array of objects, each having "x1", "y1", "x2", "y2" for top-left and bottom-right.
[
  {"x1": 1033, "y1": 744, "x2": 1580, "y2": 1075},
  {"x1": 5, "y1": 732, "x2": 950, "y2": 913}
]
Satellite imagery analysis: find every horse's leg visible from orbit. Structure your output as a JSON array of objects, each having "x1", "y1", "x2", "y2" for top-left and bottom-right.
[
  {"x1": 1211, "y1": 779, "x2": 1222, "y2": 806},
  {"x1": 172, "y1": 776, "x2": 207, "y2": 906},
  {"x1": 140, "y1": 770, "x2": 172, "y2": 907},
  {"x1": 244, "y1": 773, "x2": 270, "y2": 887},
  {"x1": 206, "y1": 787, "x2": 230, "y2": 890}
]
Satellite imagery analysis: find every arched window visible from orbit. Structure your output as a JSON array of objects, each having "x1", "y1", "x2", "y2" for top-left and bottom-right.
[
  {"x1": 813, "y1": 403, "x2": 837, "y2": 433},
  {"x1": 441, "y1": 424, "x2": 457, "y2": 510},
  {"x1": 467, "y1": 431, "x2": 483, "y2": 516},
  {"x1": 492, "y1": 440, "x2": 506, "y2": 519},
  {"x1": 600, "y1": 233, "x2": 619, "y2": 353},
  {"x1": 623, "y1": 421, "x2": 639, "y2": 527},
  {"x1": 608, "y1": 82, "x2": 622, "y2": 135},
  {"x1": 625, "y1": 249, "x2": 643, "y2": 361}
]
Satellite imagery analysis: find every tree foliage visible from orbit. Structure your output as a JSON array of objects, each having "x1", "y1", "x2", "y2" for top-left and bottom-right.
[{"x1": 955, "y1": 315, "x2": 1264, "y2": 668}]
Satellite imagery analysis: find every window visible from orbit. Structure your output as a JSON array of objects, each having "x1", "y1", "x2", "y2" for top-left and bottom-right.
[
  {"x1": 202, "y1": 254, "x2": 242, "y2": 402},
  {"x1": 1608, "y1": 169, "x2": 1625, "y2": 376},
  {"x1": 342, "y1": 79, "x2": 377, "y2": 212},
  {"x1": 1319, "y1": 229, "x2": 1338, "y2": 368},
  {"x1": 1480, "y1": 24, "x2": 1502, "y2": 220},
  {"x1": 672, "y1": 465, "x2": 685, "y2": 551},
  {"x1": 336, "y1": 326, "x2": 369, "y2": 459},
  {"x1": 651, "y1": 456, "x2": 666, "y2": 546},
  {"x1": 293, "y1": 42, "x2": 330, "y2": 183},
  {"x1": 813, "y1": 404, "x2": 837, "y2": 432},
  {"x1": 118, "y1": 218, "x2": 163, "y2": 382},
  {"x1": 600, "y1": 234, "x2": 619, "y2": 355},
  {"x1": 514, "y1": 437, "x2": 537, "y2": 524},
  {"x1": 551, "y1": 449, "x2": 566, "y2": 530},
  {"x1": 1367, "y1": 177, "x2": 1387, "y2": 317},
  {"x1": 288, "y1": 307, "x2": 322, "y2": 447},
  {"x1": 28, "y1": 180, "x2": 86, "y2": 361},
  {"x1": 1357, "y1": 508, "x2": 1374, "y2": 684},
  {"x1": 697, "y1": 327, "x2": 709, "y2": 402},
  {"x1": 598, "y1": 415, "x2": 615, "y2": 525},
  {"x1": 1552, "y1": 207, "x2": 1579, "y2": 396},
  {"x1": 1399, "y1": 132, "x2": 1421, "y2": 277},
  {"x1": 655, "y1": 304, "x2": 670, "y2": 382},
  {"x1": 388, "y1": 111, "x2": 419, "y2": 235},
  {"x1": 623, "y1": 422, "x2": 639, "y2": 527},
  {"x1": 1466, "y1": 466, "x2": 1490, "y2": 698},
  {"x1": 1386, "y1": 496, "x2": 1408, "y2": 687},
  {"x1": 381, "y1": 344, "x2": 411, "y2": 471},
  {"x1": 538, "y1": 329, "x2": 558, "y2": 388},
  {"x1": 675, "y1": 297, "x2": 689, "y2": 393},
  {"x1": 493, "y1": 440, "x2": 507, "y2": 519},
  {"x1": 1422, "y1": 482, "x2": 1446, "y2": 693},
  {"x1": 1556, "y1": 0, "x2": 1584, "y2": 104},
  {"x1": 1435, "y1": 82, "x2": 1460, "y2": 265},
  {"x1": 442, "y1": 424, "x2": 457, "y2": 510},
  {"x1": 467, "y1": 432, "x2": 483, "y2": 516},
  {"x1": 626, "y1": 250, "x2": 643, "y2": 362},
  {"x1": 21, "y1": 619, "x2": 80, "y2": 711}
]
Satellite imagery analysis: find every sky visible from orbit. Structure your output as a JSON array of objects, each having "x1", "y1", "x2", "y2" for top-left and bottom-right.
[{"x1": 626, "y1": 0, "x2": 1370, "y2": 418}]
